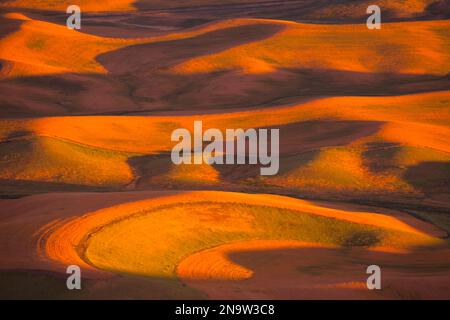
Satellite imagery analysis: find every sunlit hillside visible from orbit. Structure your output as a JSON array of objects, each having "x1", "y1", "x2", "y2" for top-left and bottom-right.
[
  {"x1": 172, "y1": 20, "x2": 450, "y2": 76},
  {"x1": 0, "y1": 0, "x2": 449, "y2": 300},
  {"x1": 0, "y1": 90, "x2": 448, "y2": 200},
  {"x1": 1, "y1": 0, "x2": 445, "y2": 21}
]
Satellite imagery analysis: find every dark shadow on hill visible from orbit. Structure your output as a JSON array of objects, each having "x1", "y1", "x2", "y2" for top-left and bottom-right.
[
  {"x1": 3, "y1": 130, "x2": 34, "y2": 141},
  {"x1": 0, "y1": 14, "x2": 23, "y2": 39},
  {"x1": 1, "y1": 67, "x2": 448, "y2": 118},
  {"x1": 126, "y1": 120, "x2": 382, "y2": 188},
  {"x1": 98, "y1": 23, "x2": 285, "y2": 74},
  {"x1": 97, "y1": 22, "x2": 450, "y2": 113},
  {"x1": 0, "y1": 269, "x2": 203, "y2": 299},
  {"x1": 3, "y1": 0, "x2": 449, "y2": 35},
  {"x1": 213, "y1": 120, "x2": 383, "y2": 183},
  {"x1": 1, "y1": 19, "x2": 449, "y2": 117},
  {"x1": 127, "y1": 152, "x2": 172, "y2": 189},
  {"x1": 404, "y1": 161, "x2": 450, "y2": 195},
  {"x1": 180, "y1": 243, "x2": 450, "y2": 299},
  {"x1": 134, "y1": 0, "x2": 450, "y2": 23},
  {"x1": 362, "y1": 142, "x2": 402, "y2": 174},
  {"x1": 426, "y1": 0, "x2": 450, "y2": 19},
  {"x1": 0, "y1": 178, "x2": 120, "y2": 198}
]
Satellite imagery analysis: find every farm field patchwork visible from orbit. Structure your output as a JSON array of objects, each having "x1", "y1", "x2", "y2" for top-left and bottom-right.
[{"x1": 0, "y1": 0, "x2": 449, "y2": 300}]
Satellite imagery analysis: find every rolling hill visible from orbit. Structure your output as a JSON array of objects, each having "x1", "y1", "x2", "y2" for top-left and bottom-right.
[{"x1": 0, "y1": 1, "x2": 449, "y2": 300}]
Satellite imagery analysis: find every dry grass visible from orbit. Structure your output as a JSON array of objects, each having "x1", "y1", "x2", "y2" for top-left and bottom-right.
[
  {"x1": 0, "y1": 3, "x2": 448, "y2": 300},
  {"x1": 41, "y1": 191, "x2": 440, "y2": 278},
  {"x1": 1, "y1": 0, "x2": 136, "y2": 12},
  {"x1": 0, "y1": 14, "x2": 284, "y2": 78},
  {"x1": 0, "y1": 136, "x2": 134, "y2": 188},
  {"x1": 0, "y1": 14, "x2": 448, "y2": 199},
  {"x1": 1, "y1": 91, "x2": 448, "y2": 151},
  {"x1": 262, "y1": 145, "x2": 450, "y2": 195},
  {"x1": 0, "y1": 0, "x2": 437, "y2": 17},
  {"x1": 312, "y1": 0, "x2": 436, "y2": 19},
  {"x1": 0, "y1": 13, "x2": 133, "y2": 78},
  {"x1": 172, "y1": 20, "x2": 450, "y2": 76},
  {"x1": 0, "y1": 90, "x2": 448, "y2": 196}
]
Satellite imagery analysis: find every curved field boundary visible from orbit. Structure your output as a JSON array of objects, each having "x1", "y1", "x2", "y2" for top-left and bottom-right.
[
  {"x1": 41, "y1": 191, "x2": 443, "y2": 275},
  {"x1": 177, "y1": 240, "x2": 335, "y2": 281}
]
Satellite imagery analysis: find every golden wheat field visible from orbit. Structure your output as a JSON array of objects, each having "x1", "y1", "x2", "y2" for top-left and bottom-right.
[{"x1": 0, "y1": 0, "x2": 449, "y2": 301}]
